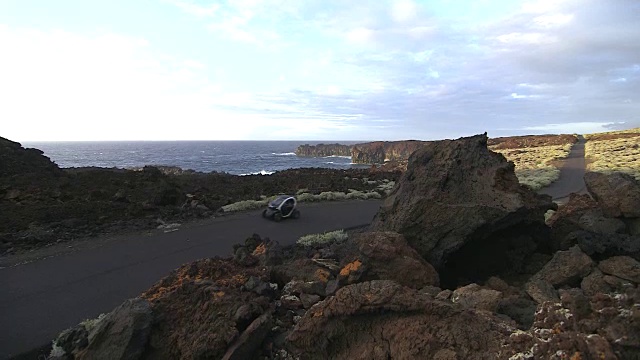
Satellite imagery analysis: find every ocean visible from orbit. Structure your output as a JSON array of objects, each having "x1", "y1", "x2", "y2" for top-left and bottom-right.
[{"x1": 23, "y1": 141, "x2": 368, "y2": 176}]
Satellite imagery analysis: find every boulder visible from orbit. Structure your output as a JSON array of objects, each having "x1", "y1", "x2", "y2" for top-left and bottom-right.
[
  {"x1": 532, "y1": 245, "x2": 594, "y2": 287},
  {"x1": 598, "y1": 256, "x2": 640, "y2": 283},
  {"x1": 584, "y1": 171, "x2": 640, "y2": 218},
  {"x1": 581, "y1": 269, "x2": 612, "y2": 296},
  {"x1": 76, "y1": 298, "x2": 153, "y2": 360},
  {"x1": 221, "y1": 313, "x2": 272, "y2": 360},
  {"x1": 299, "y1": 293, "x2": 321, "y2": 309},
  {"x1": 352, "y1": 231, "x2": 439, "y2": 288},
  {"x1": 525, "y1": 279, "x2": 559, "y2": 304},
  {"x1": 497, "y1": 296, "x2": 537, "y2": 329},
  {"x1": 547, "y1": 194, "x2": 600, "y2": 250},
  {"x1": 451, "y1": 283, "x2": 502, "y2": 312},
  {"x1": 371, "y1": 134, "x2": 554, "y2": 287},
  {"x1": 569, "y1": 230, "x2": 640, "y2": 260},
  {"x1": 578, "y1": 209, "x2": 627, "y2": 235},
  {"x1": 286, "y1": 280, "x2": 515, "y2": 359}
]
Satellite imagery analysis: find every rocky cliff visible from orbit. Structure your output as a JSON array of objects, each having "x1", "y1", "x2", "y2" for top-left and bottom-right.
[
  {"x1": 48, "y1": 134, "x2": 640, "y2": 359},
  {"x1": 294, "y1": 143, "x2": 352, "y2": 157},
  {"x1": 296, "y1": 140, "x2": 429, "y2": 164},
  {"x1": 351, "y1": 140, "x2": 429, "y2": 164}
]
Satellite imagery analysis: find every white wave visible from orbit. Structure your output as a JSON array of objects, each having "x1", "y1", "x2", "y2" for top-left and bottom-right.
[
  {"x1": 323, "y1": 155, "x2": 351, "y2": 159},
  {"x1": 272, "y1": 152, "x2": 296, "y2": 156},
  {"x1": 239, "y1": 170, "x2": 275, "y2": 176}
]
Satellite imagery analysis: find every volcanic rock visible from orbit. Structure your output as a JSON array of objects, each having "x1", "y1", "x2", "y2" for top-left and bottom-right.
[
  {"x1": 581, "y1": 268, "x2": 613, "y2": 296},
  {"x1": 598, "y1": 256, "x2": 640, "y2": 283},
  {"x1": 371, "y1": 134, "x2": 554, "y2": 287},
  {"x1": 547, "y1": 193, "x2": 599, "y2": 251},
  {"x1": 569, "y1": 230, "x2": 640, "y2": 260},
  {"x1": 584, "y1": 171, "x2": 640, "y2": 218},
  {"x1": 531, "y1": 245, "x2": 594, "y2": 287},
  {"x1": 140, "y1": 258, "x2": 269, "y2": 359},
  {"x1": 352, "y1": 231, "x2": 439, "y2": 288},
  {"x1": 525, "y1": 279, "x2": 559, "y2": 304},
  {"x1": 286, "y1": 280, "x2": 515, "y2": 359},
  {"x1": 51, "y1": 298, "x2": 153, "y2": 360},
  {"x1": 451, "y1": 283, "x2": 502, "y2": 312},
  {"x1": 295, "y1": 143, "x2": 352, "y2": 157},
  {"x1": 351, "y1": 140, "x2": 428, "y2": 164},
  {"x1": 221, "y1": 313, "x2": 272, "y2": 360}
]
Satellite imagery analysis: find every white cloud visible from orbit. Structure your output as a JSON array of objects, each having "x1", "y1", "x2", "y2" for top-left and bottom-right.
[
  {"x1": 346, "y1": 27, "x2": 374, "y2": 44},
  {"x1": 496, "y1": 32, "x2": 556, "y2": 44},
  {"x1": 533, "y1": 13, "x2": 574, "y2": 28},
  {"x1": 391, "y1": 0, "x2": 418, "y2": 23}
]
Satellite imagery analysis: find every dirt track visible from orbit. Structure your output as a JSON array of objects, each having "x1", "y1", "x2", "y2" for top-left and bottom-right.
[
  {"x1": 538, "y1": 135, "x2": 587, "y2": 201},
  {"x1": 0, "y1": 200, "x2": 382, "y2": 359}
]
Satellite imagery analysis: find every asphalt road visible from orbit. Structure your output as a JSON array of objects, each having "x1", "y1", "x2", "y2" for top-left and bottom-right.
[
  {"x1": 538, "y1": 135, "x2": 587, "y2": 201},
  {"x1": 0, "y1": 200, "x2": 382, "y2": 358}
]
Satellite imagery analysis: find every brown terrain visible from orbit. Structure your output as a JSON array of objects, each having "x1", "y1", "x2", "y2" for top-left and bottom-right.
[{"x1": 41, "y1": 134, "x2": 639, "y2": 359}]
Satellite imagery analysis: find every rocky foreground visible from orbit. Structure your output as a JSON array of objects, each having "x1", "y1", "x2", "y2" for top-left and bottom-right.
[
  {"x1": 0, "y1": 136, "x2": 400, "y2": 255},
  {"x1": 46, "y1": 134, "x2": 639, "y2": 359}
]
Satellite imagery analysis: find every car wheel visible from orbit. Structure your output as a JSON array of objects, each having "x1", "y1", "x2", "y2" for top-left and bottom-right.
[
  {"x1": 262, "y1": 209, "x2": 267, "y2": 218},
  {"x1": 292, "y1": 209, "x2": 300, "y2": 219},
  {"x1": 273, "y1": 212, "x2": 283, "y2": 222}
]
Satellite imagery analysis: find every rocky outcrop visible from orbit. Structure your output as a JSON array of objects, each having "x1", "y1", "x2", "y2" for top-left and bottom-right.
[
  {"x1": 371, "y1": 134, "x2": 555, "y2": 287},
  {"x1": 51, "y1": 298, "x2": 153, "y2": 360},
  {"x1": 351, "y1": 140, "x2": 428, "y2": 164},
  {"x1": 286, "y1": 280, "x2": 514, "y2": 359},
  {"x1": 295, "y1": 143, "x2": 352, "y2": 157},
  {"x1": 584, "y1": 171, "x2": 640, "y2": 218},
  {"x1": 351, "y1": 231, "x2": 439, "y2": 288},
  {"x1": 531, "y1": 245, "x2": 594, "y2": 287},
  {"x1": 0, "y1": 136, "x2": 61, "y2": 178},
  {"x1": 548, "y1": 176, "x2": 640, "y2": 261}
]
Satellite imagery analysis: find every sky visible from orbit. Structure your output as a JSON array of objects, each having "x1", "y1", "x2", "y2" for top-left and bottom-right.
[{"x1": 1, "y1": 0, "x2": 639, "y2": 141}]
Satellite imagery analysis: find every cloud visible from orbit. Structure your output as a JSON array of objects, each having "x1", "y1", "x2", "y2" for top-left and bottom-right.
[{"x1": 5, "y1": 0, "x2": 640, "y2": 141}]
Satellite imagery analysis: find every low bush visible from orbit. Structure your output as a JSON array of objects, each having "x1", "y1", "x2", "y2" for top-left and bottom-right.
[
  {"x1": 585, "y1": 134, "x2": 640, "y2": 181},
  {"x1": 297, "y1": 229, "x2": 348, "y2": 247}
]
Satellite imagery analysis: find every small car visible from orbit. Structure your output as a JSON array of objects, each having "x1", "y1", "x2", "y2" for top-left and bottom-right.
[{"x1": 262, "y1": 195, "x2": 300, "y2": 222}]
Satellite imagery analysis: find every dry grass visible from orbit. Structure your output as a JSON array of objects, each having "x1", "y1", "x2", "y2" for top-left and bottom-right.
[
  {"x1": 583, "y1": 127, "x2": 640, "y2": 140},
  {"x1": 490, "y1": 144, "x2": 573, "y2": 190},
  {"x1": 585, "y1": 134, "x2": 640, "y2": 180}
]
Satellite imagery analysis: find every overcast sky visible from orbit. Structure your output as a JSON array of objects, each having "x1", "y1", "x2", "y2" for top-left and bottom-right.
[{"x1": 1, "y1": 0, "x2": 639, "y2": 141}]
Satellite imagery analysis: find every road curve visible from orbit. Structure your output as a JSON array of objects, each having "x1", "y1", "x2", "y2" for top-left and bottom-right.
[
  {"x1": 0, "y1": 200, "x2": 382, "y2": 358},
  {"x1": 538, "y1": 135, "x2": 588, "y2": 201}
]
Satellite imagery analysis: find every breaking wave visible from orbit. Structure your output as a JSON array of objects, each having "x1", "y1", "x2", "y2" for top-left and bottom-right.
[{"x1": 239, "y1": 170, "x2": 275, "y2": 176}]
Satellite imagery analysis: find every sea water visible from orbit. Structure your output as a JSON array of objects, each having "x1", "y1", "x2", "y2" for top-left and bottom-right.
[{"x1": 23, "y1": 141, "x2": 367, "y2": 176}]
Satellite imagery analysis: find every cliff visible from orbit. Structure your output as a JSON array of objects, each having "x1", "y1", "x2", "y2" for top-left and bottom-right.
[
  {"x1": 351, "y1": 140, "x2": 429, "y2": 164},
  {"x1": 296, "y1": 140, "x2": 429, "y2": 164},
  {"x1": 295, "y1": 143, "x2": 352, "y2": 157}
]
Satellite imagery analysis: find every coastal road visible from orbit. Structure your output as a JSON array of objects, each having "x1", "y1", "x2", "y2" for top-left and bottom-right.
[
  {"x1": 0, "y1": 200, "x2": 382, "y2": 359},
  {"x1": 538, "y1": 135, "x2": 588, "y2": 201}
]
